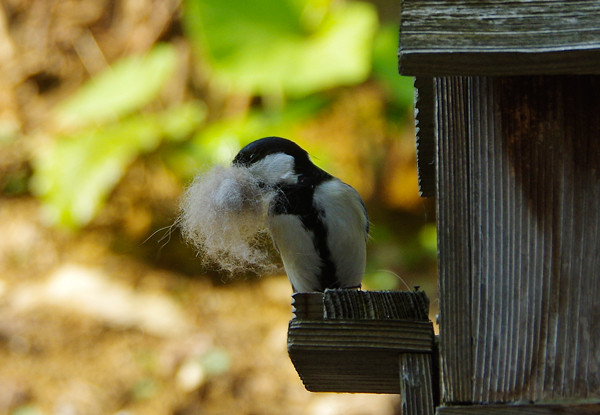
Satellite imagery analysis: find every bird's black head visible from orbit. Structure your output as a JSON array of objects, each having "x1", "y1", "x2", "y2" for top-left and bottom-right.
[{"x1": 233, "y1": 136, "x2": 323, "y2": 178}]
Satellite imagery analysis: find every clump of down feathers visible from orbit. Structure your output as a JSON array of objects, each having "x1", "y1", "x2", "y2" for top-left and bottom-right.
[{"x1": 178, "y1": 165, "x2": 279, "y2": 275}]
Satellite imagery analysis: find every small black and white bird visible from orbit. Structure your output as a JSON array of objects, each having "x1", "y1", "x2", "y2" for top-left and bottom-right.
[{"x1": 233, "y1": 136, "x2": 369, "y2": 292}]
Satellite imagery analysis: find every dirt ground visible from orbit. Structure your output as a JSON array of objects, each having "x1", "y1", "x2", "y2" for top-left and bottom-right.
[{"x1": 0, "y1": 197, "x2": 400, "y2": 415}]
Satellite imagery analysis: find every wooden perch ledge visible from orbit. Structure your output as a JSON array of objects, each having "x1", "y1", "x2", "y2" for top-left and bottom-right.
[{"x1": 287, "y1": 289, "x2": 438, "y2": 415}]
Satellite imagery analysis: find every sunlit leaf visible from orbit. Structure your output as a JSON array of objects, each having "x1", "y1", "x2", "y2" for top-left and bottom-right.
[
  {"x1": 160, "y1": 101, "x2": 207, "y2": 142},
  {"x1": 163, "y1": 96, "x2": 326, "y2": 180},
  {"x1": 372, "y1": 24, "x2": 414, "y2": 112},
  {"x1": 31, "y1": 103, "x2": 206, "y2": 228},
  {"x1": 183, "y1": 0, "x2": 377, "y2": 97},
  {"x1": 57, "y1": 44, "x2": 178, "y2": 128}
]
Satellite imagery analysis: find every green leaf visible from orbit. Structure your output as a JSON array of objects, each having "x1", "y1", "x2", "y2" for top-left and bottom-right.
[
  {"x1": 31, "y1": 102, "x2": 206, "y2": 228},
  {"x1": 183, "y1": 0, "x2": 378, "y2": 97},
  {"x1": 32, "y1": 118, "x2": 161, "y2": 227},
  {"x1": 164, "y1": 96, "x2": 326, "y2": 180},
  {"x1": 57, "y1": 44, "x2": 178, "y2": 128},
  {"x1": 160, "y1": 100, "x2": 207, "y2": 142},
  {"x1": 372, "y1": 24, "x2": 414, "y2": 111}
]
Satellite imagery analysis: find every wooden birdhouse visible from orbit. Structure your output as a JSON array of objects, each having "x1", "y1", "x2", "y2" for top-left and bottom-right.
[{"x1": 288, "y1": 1, "x2": 600, "y2": 414}]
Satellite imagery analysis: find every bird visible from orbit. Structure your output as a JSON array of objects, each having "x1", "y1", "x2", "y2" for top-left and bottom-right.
[{"x1": 232, "y1": 136, "x2": 369, "y2": 292}]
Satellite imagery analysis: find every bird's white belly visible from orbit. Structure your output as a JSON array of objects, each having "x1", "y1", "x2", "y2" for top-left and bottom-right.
[
  {"x1": 313, "y1": 180, "x2": 367, "y2": 288},
  {"x1": 267, "y1": 214, "x2": 322, "y2": 292}
]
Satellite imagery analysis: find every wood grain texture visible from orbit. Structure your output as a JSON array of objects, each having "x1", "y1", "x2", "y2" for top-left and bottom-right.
[
  {"x1": 291, "y1": 290, "x2": 431, "y2": 320},
  {"x1": 287, "y1": 319, "x2": 434, "y2": 393},
  {"x1": 323, "y1": 289, "x2": 430, "y2": 320},
  {"x1": 288, "y1": 319, "x2": 434, "y2": 353},
  {"x1": 415, "y1": 76, "x2": 436, "y2": 197},
  {"x1": 291, "y1": 292, "x2": 324, "y2": 319},
  {"x1": 400, "y1": 353, "x2": 436, "y2": 415},
  {"x1": 435, "y1": 76, "x2": 473, "y2": 403},
  {"x1": 287, "y1": 290, "x2": 436, "y2": 398},
  {"x1": 398, "y1": 0, "x2": 600, "y2": 75},
  {"x1": 436, "y1": 76, "x2": 600, "y2": 404},
  {"x1": 438, "y1": 403, "x2": 600, "y2": 414}
]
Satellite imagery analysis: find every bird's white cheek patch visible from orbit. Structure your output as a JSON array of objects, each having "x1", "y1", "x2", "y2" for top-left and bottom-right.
[
  {"x1": 248, "y1": 153, "x2": 298, "y2": 185},
  {"x1": 178, "y1": 165, "x2": 279, "y2": 274}
]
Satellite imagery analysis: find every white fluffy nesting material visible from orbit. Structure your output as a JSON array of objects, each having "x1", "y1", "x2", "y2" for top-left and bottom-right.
[{"x1": 179, "y1": 165, "x2": 278, "y2": 275}]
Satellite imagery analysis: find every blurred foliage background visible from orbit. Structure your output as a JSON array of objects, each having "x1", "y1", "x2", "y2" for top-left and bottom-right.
[{"x1": 0, "y1": 0, "x2": 436, "y2": 414}]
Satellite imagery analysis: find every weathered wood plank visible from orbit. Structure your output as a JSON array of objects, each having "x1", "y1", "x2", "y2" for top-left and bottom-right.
[
  {"x1": 287, "y1": 290, "x2": 436, "y2": 398},
  {"x1": 287, "y1": 319, "x2": 435, "y2": 394},
  {"x1": 399, "y1": 0, "x2": 600, "y2": 75},
  {"x1": 435, "y1": 76, "x2": 473, "y2": 403},
  {"x1": 436, "y1": 75, "x2": 600, "y2": 404},
  {"x1": 291, "y1": 290, "x2": 431, "y2": 320},
  {"x1": 291, "y1": 292, "x2": 324, "y2": 319},
  {"x1": 437, "y1": 403, "x2": 600, "y2": 414},
  {"x1": 323, "y1": 289, "x2": 430, "y2": 320},
  {"x1": 400, "y1": 353, "x2": 436, "y2": 415},
  {"x1": 415, "y1": 76, "x2": 436, "y2": 197},
  {"x1": 288, "y1": 319, "x2": 434, "y2": 353}
]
